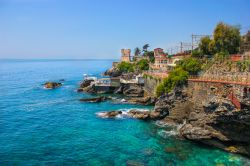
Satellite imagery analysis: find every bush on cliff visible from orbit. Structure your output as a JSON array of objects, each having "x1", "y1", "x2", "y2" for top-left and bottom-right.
[
  {"x1": 117, "y1": 61, "x2": 134, "y2": 73},
  {"x1": 156, "y1": 68, "x2": 188, "y2": 96},
  {"x1": 177, "y1": 57, "x2": 201, "y2": 75},
  {"x1": 136, "y1": 59, "x2": 149, "y2": 71}
]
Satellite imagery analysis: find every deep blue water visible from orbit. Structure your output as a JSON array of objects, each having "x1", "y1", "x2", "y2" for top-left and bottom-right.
[{"x1": 0, "y1": 59, "x2": 249, "y2": 166}]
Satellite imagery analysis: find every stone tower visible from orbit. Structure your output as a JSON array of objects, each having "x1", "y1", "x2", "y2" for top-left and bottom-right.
[{"x1": 121, "y1": 49, "x2": 131, "y2": 62}]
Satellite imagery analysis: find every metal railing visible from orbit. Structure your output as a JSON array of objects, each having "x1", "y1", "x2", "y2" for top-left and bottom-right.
[{"x1": 188, "y1": 74, "x2": 250, "y2": 86}]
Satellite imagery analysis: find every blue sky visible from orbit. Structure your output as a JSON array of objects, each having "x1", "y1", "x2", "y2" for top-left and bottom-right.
[{"x1": 0, "y1": 0, "x2": 249, "y2": 59}]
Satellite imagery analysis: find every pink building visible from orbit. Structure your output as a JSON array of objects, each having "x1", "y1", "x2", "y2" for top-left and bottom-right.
[{"x1": 153, "y1": 48, "x2": 169, "y2": 70}]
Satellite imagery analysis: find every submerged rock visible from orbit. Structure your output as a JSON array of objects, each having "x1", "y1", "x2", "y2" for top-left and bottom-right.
[
  {"x1": 44, "y1": 82, "x2": 62, "y2": 89},
  {"x1": 126, "y1": 160, "x2": 145, "y2": 166}
]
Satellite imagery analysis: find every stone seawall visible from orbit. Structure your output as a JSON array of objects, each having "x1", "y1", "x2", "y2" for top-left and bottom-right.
[
  {"x1": 144, "y1": 77, "x2": 161, "y2": 96},
  {"x1": 187, "y1": 81, "x2": 249, "y2": 105}
]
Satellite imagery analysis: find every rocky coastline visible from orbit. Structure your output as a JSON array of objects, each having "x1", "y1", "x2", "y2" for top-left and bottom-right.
[{"x1": 76, "y1": 63, "x2": 250, "y2": 158}]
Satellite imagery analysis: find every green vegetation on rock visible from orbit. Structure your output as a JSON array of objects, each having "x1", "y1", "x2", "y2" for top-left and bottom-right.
[
  {"x1": 117, "y1": 61, "x2": 135, "y2": 73},
  {"x1": 136, "y1": 59, "x2": 149, "y2": 71},
  {"x1": 177, "y1": 57, "x2": 202, "y2": 75},
  {"x1": 156, "y1": 67, "x2": 188, "y2": 96}
]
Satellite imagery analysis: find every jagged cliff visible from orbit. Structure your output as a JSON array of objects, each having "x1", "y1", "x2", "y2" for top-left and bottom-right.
[{"x1": 157, "y1": 74, "x2": 250, "y2": 156}]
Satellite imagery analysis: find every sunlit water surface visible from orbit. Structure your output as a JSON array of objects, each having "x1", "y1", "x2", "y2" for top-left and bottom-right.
[{"x1": 0, "y1": 60, "x2": 249, "y2": 165}]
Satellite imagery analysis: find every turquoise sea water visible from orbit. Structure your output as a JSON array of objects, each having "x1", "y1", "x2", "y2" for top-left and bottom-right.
[{"x1": 0, "y1": 59, "x2": 249, "y2": 166}]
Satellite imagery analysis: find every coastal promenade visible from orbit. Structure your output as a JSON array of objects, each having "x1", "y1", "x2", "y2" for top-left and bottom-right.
[{"x1": 188, "y1": 74, "x2": 250, "y2": 86}]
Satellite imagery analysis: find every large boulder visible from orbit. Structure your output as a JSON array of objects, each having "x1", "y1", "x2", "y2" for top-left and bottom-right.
[
  {"x1": 126, "y1": 97, "x2": 156, "y2": 106},
  {"x1": 77, "y1": 79, "x2": 94, "y2": 92},
  {"x1": 103, "y1": 67, "x2": 121, "y2": 77},
  {"x1": 123, "y1": 84, "x2": 144, "y2": 97},
  {"x1": 127, "y1": 110, "x2": 150, "y2": 120},
  {"x1": 80, "y1": 79, "x2": 93, "y2": 88},
  {"x1": 44, "y1": 82, "x2": 62, "y2": 89}
]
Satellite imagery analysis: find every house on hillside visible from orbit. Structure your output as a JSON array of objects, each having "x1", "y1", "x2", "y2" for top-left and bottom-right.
[{"x1": 151, "y1": 48, "x2": 169, "y2": 71}]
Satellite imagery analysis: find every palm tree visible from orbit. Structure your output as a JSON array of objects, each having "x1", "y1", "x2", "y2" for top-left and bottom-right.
[
  {"x1": 143, "y1": 44, "x2": 150, "y2": 52},
  {"x1": 134, "y1": 47, "x2": 141, "y2": 56}
]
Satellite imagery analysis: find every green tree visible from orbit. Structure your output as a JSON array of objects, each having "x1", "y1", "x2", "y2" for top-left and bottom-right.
[
  {"x1": 208, "y1": 40, "x2": 216, "y2": 55},
  {"x1": 142, "y1": 44, "x2": 150, "y2": 52},
  {"x1": 134, "y1": 47, "x2": 141, "y2": 56},
  {"x1": 144, "y1": 51, "x2": 155, "y2": 63},
  {"x1": 199, "y1": 36, "x2": 213, "y2": 56},
  {"x1": 177, "y1": 58, "x2": 201, "y2": 75},
  {"x1": 136, "y1": 59, "x2": 149, "y2": 71},
  {"x1": 213, "y1": 22, "x2": 241, "y2": 54},
  {"x1": 117, "y1": 62, "x2": 134, "y2": 73},
  {"x1": 191, "y1": 49, "x2": 201, "y2": 58}
]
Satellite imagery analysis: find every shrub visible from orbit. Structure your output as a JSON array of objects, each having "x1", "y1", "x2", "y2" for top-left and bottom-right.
[
  {"x1": 191, "y1": 49, "x2": 201, "y2": 58},
  {"x1": 117, "y1": 61, "x2": 134, "y2": 72},
  {"x1": 136, "y1": 59, "x2": 149, "y2": 71},
  {"x1": 156, "y1": 67, "x2": 188, "y2": 96},
  {"x1": 177, "y1": 58, "x2": 201, "y2": 75}
]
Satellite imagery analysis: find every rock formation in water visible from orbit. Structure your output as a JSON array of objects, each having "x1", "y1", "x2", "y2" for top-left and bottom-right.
[
  {"x1": 77, "y1": 79, "x2": 94, "y2": 92},
  {"x1": 44, "y1": 82, "x2": 62, "y2": 89},
  {"x1": 79, "y1": 96, "x2": 110, "y2": 103}
]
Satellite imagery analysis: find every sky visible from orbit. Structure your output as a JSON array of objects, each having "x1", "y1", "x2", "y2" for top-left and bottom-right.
[{"x1": 0, "y1": 0, "x2": 249, "y2": 59}]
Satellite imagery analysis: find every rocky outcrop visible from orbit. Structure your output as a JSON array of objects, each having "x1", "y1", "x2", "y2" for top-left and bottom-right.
[
  {"x1": 126, "y1": 96, "x2": 156, "y2": 106},
  {"x1": 179, "y1": 105, "x2": 250, "y2": 156},
  {"x1": 97, "y1": 108, "x2": 168, "y2": 120},
  {"x1": 103, "y1": 67, "x2": 121, "y2": 77},
  {"x1": 77, "y1": 79, "x2": 94, "y2": 92},
  {"x1": 97, "y1": 111, "x2": 123, "y2": 118},
  {"x1": 154, "y1": 83, "x2": 250, "y2": 156},
  {"x1": 154, "y1": 88, "x2": 188, "y2": 115},
  {"x1": 79, "y1": 84, "x2": 96, "y2": 93},
  {"x1": 123, "y1": 84, "x2": 144, "y2": 97},
  {"x1": 44, "y1": 82, "x2": 62, "y2": 89},
  {"x1": 79, "y1": 96, "x2": 110, "y2": 103}
]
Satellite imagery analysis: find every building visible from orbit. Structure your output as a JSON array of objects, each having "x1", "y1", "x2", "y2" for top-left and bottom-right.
[
  {"x1": 153, "y1": 48, "x2": 169, "y2": 70},
  {"x1": 120, "y1": 74, "x2": 144, "y2": 85},
  {"x1": 121, "y1": 49, "x2": 131, "y2": 62},
  {"x1": 133, "y1": 55, "x2": 149, "y2": 62}
]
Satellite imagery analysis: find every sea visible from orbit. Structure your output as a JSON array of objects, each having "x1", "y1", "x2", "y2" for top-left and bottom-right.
[{"x1": 0, "y1": 59, "x2": 249, "y2": 166}]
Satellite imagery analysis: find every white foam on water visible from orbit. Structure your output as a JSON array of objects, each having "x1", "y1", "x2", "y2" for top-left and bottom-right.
[
  {"x1": 96, "y1": 108, "x2": 151, "y2": 119},
  {"x1": 158, "y1": 129, "x2": 179, "y2": 138},
  {"x1": 95, "y1": 112, "x2": 108, "y2": 118},
  {"x1": 157, "y1": 119, "x2": 186, "y2": 138}
]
